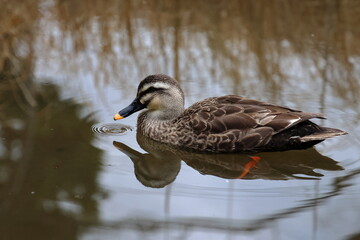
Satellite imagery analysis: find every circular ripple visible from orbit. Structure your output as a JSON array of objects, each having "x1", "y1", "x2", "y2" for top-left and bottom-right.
[{"x1": 92, "y1": 123, "x2": 133, "y2": 136}]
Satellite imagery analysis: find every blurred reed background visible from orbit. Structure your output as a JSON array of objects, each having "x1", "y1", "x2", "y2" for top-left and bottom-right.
[{"x1": 1, "y1": 0, "x2": 359, "y2": 105}]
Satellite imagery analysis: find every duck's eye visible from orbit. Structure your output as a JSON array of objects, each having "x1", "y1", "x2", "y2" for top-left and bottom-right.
[
  {"x1": 139, "y1": 86, "x2": 165, "y2": 98},
  {"x1": 139, "y1": 86, "x2": 166, "y2": 102},
  {"x1": 138, "y1": 86, "x2": 167, "y2": 105}
]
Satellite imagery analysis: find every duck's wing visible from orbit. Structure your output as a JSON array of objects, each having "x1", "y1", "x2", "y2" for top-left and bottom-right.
[{"x1": 188, "y1": 95, "x2": 326, "y2": 136}]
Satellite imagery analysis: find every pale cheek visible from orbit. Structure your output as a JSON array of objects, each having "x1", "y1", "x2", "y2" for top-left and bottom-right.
[
  {"x1": 140, "y1": 94, "x2": 152, "y2": 104},
  {"x1": 148, "y1": 97, "x2": 162, "y2": 110}
]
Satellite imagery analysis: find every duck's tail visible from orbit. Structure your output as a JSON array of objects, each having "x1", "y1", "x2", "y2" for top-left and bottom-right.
[{"x1": 300, "y1": 127, "x2": 348, "y2": 142}]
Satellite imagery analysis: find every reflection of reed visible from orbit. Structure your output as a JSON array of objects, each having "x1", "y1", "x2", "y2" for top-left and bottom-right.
[
  {"x1": 82, "y1": 169, "x2": 360, "y2": 236},
  {"x1": 1, "y1": 0, "x2": 360, "y2": 103}
]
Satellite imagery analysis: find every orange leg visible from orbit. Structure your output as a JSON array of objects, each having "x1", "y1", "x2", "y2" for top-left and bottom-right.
[{"x1": 237, "y1": 156, "x2": 261, "y2": 179}]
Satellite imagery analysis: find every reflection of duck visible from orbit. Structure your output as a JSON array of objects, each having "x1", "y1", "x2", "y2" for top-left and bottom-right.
[
  {"x1": 113, "y1": 132, "x2": 343, "y2": 188},
  {"x1": 113, "y1": 137, "x2": 181, "y2": 188},
  {"x1": 114, "y1": 74, "x2": 347, "y2": 153}
]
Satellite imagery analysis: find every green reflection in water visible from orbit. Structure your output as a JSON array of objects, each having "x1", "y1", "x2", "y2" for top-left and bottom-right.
[{"x1": 0, "y1": 76, "x2": 104, "y2": 239}]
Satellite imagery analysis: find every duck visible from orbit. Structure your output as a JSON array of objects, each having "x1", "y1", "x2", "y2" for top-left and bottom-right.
[{"x1": 114, "y1": 74, "x2": 347, "y2": 153}]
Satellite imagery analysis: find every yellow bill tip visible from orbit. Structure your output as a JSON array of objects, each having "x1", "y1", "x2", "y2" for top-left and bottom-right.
[{"x1": 114, "y1": 113, "x2": 124, "y2": 120}]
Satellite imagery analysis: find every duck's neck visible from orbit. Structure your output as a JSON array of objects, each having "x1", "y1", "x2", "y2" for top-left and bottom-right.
[
  {"x1": 146, "y1": 106, "x2": 184, "y2": 121},
  {"x1": 137, "y1": 108, "x2": 183, "y2": 140}
]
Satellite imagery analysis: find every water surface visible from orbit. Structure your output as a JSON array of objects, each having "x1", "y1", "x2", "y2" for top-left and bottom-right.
[{"x1": 1, "y1": 1, "x2": 360, "y2": 240}]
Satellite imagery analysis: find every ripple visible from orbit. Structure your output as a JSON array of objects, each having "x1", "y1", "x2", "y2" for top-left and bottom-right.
[{"x1": 92, "y1": 123, "x2": 133, "y2": 136}]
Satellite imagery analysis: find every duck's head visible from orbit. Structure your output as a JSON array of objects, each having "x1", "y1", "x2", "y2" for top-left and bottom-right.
[{"x1": 114, "y1": 74, "x2": 185, "y2": 121}]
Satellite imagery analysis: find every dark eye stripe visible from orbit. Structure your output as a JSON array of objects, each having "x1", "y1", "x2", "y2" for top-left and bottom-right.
[{"x1": 138, "y1": 87, "x2": 165, "y2": 99}]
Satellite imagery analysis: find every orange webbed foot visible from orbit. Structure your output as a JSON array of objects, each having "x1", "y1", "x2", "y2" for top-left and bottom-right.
[{"x1": 237, "y1": 155, "x2": 261, "y2": 179}]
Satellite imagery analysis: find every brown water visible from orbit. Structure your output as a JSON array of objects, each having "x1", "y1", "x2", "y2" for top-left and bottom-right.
[{"x1": 1, "y1": 1, "x2": 360, "y2": 239}]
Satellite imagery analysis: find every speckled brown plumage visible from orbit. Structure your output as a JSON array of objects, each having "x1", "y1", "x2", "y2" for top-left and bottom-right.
[{"x1": 115, "y1": 74, "x2": 347, "y2": 153}]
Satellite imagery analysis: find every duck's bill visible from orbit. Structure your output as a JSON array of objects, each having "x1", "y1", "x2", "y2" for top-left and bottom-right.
[
  {"x1": 113, "y1": 113, "x2": 124, "y2": 120},
  {"x1": 114, "y1": 98, "x2": 146, "y2": 120}
]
